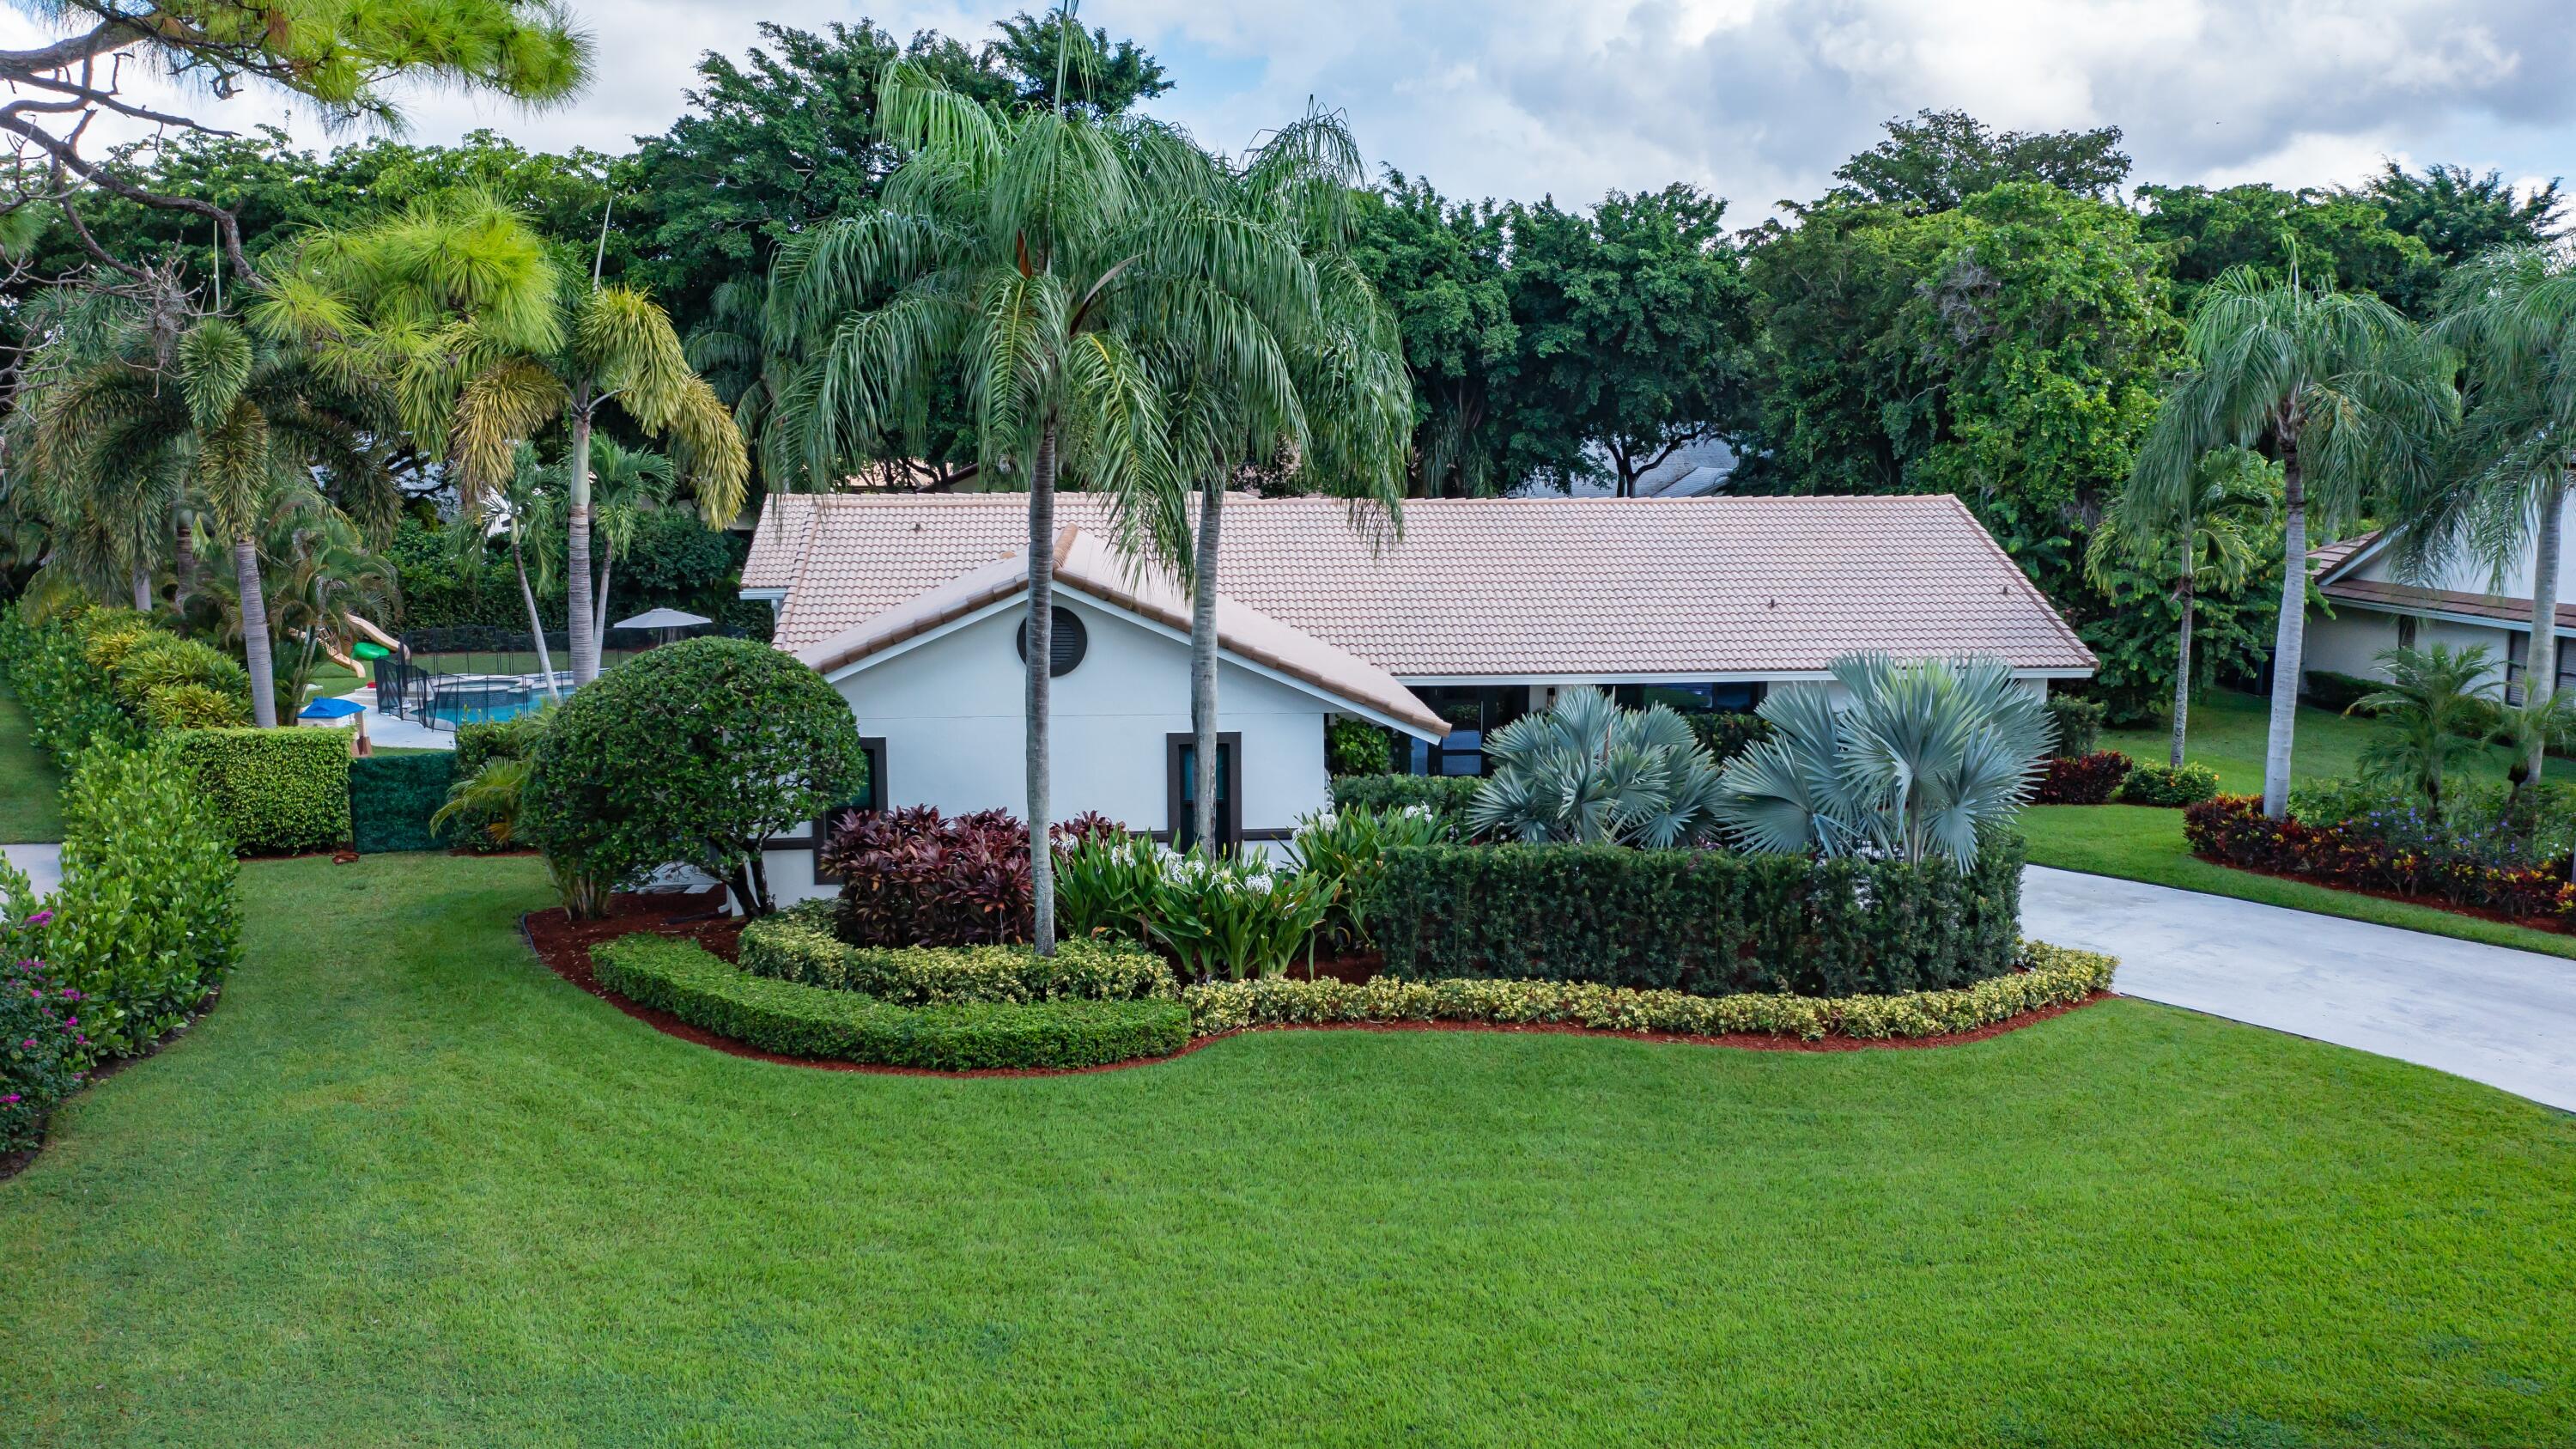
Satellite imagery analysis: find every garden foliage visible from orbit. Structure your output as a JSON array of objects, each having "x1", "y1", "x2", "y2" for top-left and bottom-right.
[
  {"x1": 168, "y1": 727, "x2": 354, "y2": 855},
  {"x1": 1327, "y1": 774, "x2": 1482, "y2": 826},
  {"x1": 0, "y1": 863, "x2": 84, "y2": 1154},
  {"x1": 528, "y1": 636, "x2": 864, "y2": 916},
  {"x1": 46, "y1": 743, "x2": 241, "y2": 1057},
  {"x1": 2117, "y1": 761, "x2": 2221, "y2": 807},
  {"x1": 2035, "y1": 750, "x2": 2135, "y2": 806},
  {"x1": 2042, "y1": 696, "x2": 2107, "y2": 758},
  {"x1": 0, "y1": 606, "x2": 144, "y2": 759},
  {"x1": 594, "y1": 935, "x2": 1192, "y2": 1070},
  {"x1": 741, "y1": 902, "x2": 1170, "y2": 1003},
  {"x1": 1365, "y1": 837, "x2": 2025, "y2": 996},
  {"x1": 1184, "y1": 941, "x2": 2115, "y2": 1042},
  {"x1": 1468, "y1": 688, "x2": 1725, "y2": 847},
  {"x1": 827, "y1": 806, "x2": 1047, "y2": 947},
  {"x1": 2186, "y1": 791, "x2": 2574, "y2": 922},
  {"x1": 1324, "y1": 715, "x2": 1393, "y2": 776},
  {"x1": 1284, "y1": 804, "x2": 1448, "y2": 953}
]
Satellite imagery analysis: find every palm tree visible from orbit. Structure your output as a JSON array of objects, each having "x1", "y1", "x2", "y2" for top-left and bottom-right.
[
  {"x1": 27, "y1": 309, "x2": 390, "y2": 726},
  {"x1": 582, "y1": 438, "x2": 677, "y2": 659},
  {"x1": 771, "y1": 58, "x2": 1334, "y2": 953},
  {"x1": 2348, "y1": 643, "x2": 2500, "y2": 814},
  {"x1": 267, "y1": 192, "x2": 748, "y2": 686},
  {"x1": 2086, "y1": 450, "x2": 2274, "y2": 769},
  {"x1": 2397, "y1": 245, "x2": 2576, "y2": 783},
  {"x1": 1158, "y1": 110, "x2": 1413, "y2": 854},
  {"x1": 2128, "y1": 267, "x2": 2455, "y2": 817}
]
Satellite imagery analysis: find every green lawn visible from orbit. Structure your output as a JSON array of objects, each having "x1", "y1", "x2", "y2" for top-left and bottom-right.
[
  {"x1": 2025, "y1": 690, "x2": 2576, "y2": 954},
  {"x1": 2, "y1": 854, "x2": 2570, "y2": 1446},
  {"x1": 0, "y1": 681, "x2": 64, "y2": 843}
]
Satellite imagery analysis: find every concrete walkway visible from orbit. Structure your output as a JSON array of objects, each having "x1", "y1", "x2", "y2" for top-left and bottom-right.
[
  {"x1": 2, "y1": 842, "x2": 60, "y2": 902},
  {"x1": 2023, "y1": 865, "x2": 2576, "y2": 1112}
]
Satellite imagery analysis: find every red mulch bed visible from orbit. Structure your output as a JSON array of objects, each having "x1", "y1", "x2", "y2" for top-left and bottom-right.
[{"x1": 523, "y1": 900, "x2": 2109, "y2": 1076}]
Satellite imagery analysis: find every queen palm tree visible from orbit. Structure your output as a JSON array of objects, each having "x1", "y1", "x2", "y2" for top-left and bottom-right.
[
  {"x1": 2394, "y1": 245, "x2": 2576, "y2": 783},
  {"x1": 2128, "y1": 267, "x2": 2454, "y2": 817},
  {"x1": 583, "y1": 439, "x2": 677, "y2": 660},
  {"x1": 2348, "y1": 642, "x2": 2499, "y2": 814},
  {"x1": 770, "y1": 58, "x2": 1341, "y2": 953},
  {"x1": 2086, "y1": 450, "x2": 2274, "y2": 769}
]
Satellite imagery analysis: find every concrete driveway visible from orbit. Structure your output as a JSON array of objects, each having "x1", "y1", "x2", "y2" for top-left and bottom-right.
[{"x1": 2023, "y1": 865, "x2": 2576, "y2": 1113}]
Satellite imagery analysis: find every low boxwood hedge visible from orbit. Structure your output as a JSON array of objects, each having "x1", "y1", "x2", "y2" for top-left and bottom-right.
[
  {"x1": 168, "y1": 726, "x2": 353, "y2": 855},
  {"x1": 1183, "y1": 942, "x2": 2115, "y2": 1042},
  {"x1": 349, "y1": 752, "x2": 458, "y2": 854},
  {"x1": 1363, "y1": 837, "x2": 2024, "y2": 997},
  {"x1": 593, "y1": 935, "x2": 1194, "y2": 1070},
  {"x1": 739, "y1": 902, "x2": 1171, "y2": 1003},
  {"x1": 2117, "y1": 761, "x2": 2221, "y2": 807}
]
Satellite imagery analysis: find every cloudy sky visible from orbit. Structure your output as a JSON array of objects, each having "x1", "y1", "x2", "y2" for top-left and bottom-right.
[{"x1": 16, "y1": 0, "x2": 2576, "y2": 217}]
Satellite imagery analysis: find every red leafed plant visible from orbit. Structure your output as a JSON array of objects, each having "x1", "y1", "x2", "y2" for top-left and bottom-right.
[
  {"x1": 2033, "y1": 750, "x2": 2133, "y2": 806},
  {"x1": 823, "y1": 806, "x2": 1127, "y2": 947}
]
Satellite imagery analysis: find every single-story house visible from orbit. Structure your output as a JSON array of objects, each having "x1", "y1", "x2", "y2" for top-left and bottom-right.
[
  {"x1": 744, "y1": 492, "x2": 2096, "y2": 904},
  {"x1": 2306, "y1": 502, "x2": 2576, "y2": 703}
]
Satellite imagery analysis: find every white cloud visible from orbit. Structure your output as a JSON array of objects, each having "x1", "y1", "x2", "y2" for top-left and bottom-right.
[{"x1": 8, "y1": 0, "x2": 2573, "y2": 216}]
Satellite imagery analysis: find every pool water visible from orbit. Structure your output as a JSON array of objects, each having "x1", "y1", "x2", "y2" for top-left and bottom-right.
[{"x1": 428, "y1": 698, "x2": 538, "y2": 728}]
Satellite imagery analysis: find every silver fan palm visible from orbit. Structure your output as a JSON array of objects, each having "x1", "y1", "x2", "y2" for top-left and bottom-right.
[
  {"x1": 1714, "y1": 654, "x2": 2054, "y2": 870},
  {"x1": 1466, "y1": 688, "x2": 1727, "y2": 847}
]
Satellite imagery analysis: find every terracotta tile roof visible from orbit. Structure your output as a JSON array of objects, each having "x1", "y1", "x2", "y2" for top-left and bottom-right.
[
  {"x1": 2307, "y1": 531, "x2": 2379, "y2": 583},
  {"x1": 2322, "y1": 576, "x2": 2576, "y2": 633},
  {"x1": 739, "y1": 494, "x2": 815, "y2": 591},
  {"x1": 759, "y1": 493, "x2": 2095, "y2": 677},
  {"x1": 793, "y1": 527, "x2": 1452, "y2": 737}
]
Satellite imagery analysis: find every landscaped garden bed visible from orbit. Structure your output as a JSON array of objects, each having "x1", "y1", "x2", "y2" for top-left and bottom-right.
[{"x1": 2186, "y1": 788, "x2": 2576, "y2": 931}]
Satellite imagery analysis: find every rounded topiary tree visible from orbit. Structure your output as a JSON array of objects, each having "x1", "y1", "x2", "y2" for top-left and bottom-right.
[{"x1": 526, "y1": 636, "x2": 865, "y2": 916}]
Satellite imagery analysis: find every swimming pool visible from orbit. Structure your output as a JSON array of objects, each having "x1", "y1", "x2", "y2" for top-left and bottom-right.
[{"x1": 424, "y1": 677, "x2": 539, "y2": 728}]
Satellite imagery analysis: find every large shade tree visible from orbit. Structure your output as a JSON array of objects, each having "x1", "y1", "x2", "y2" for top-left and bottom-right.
[{"x1": 2127, "y1": 268, "x2": 2453, "y2": 816}]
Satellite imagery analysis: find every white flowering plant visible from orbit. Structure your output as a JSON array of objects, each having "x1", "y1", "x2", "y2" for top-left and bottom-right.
[
  {"x1": 1285, "y1": 802, "x2": 1448, "y2": 953},
  {"x1": 1146, "y1": 849, "x2": 1334, "y2": 982}
]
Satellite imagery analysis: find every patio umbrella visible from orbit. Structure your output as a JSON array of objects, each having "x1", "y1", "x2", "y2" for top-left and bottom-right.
[
  {"x1": 298, "y1": 694, "x2": 371, "y2": 755},
  {"x1": 611, "y1": 606, "x2": 712, "y2": 649}
]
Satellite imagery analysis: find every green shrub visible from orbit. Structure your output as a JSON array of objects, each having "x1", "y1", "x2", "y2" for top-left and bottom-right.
[
  {"x1": 79, "y1": 620, "x2": 160, "y2": 675},
  {"x1": 1052, "y1": 829, "x2": 1167, "y2": 944},
  {"x1": 528, "y1": 637, "x2": 864, "y2": 916},
  {"x1": 349, "y1": 752, "x2": 459, "y2": 854},
  {"x1": 1364, "y1": 837, "x2": 2024, "y2": 997},
  {"x1": 2303, "y1": 670, "x2": 2379, "y2": 713},
  {"x1": 1687, "y1": 712, "x2": 1774, "y2": 764},
  {"x1": 740, "y1": 902, "x2": 1172, "y2": 1002},
  {"x1": 143, "y1": 683, "x2": 252, "y2": 729},
  {"x1": 1145, "y1": 851, "x2": 1334, "y2": 982},
  {"x1": 110, "y1": 634, "x2": 251, "y2": 714},
  {"x1": 0, "y1": 606, "x2": 143, "y2": 759},
  {"x1": 594, "y1": 935, "x2": 1192, "y2": 1070},
  {"x1": 2117, "y1": 761, "x2": 2221, "y2": 807},
  {"x1": 1182, "y1": 941, "x2": 2116, "y2": 1041},
  {"x1": 1325, "y1": 715, "x2": 1394, "y2": 776},
  {"x1": 453, "y1": 710, "x2": 550, "y2": 777},
  {"x1": 167, "y1": 727, "x2": 353, "y2": 855},
  {"x1": 1328, "y1": 774, "x2": 1482, "y2": 825},
  {"x1": 46, "y1": 742, "x2": 240, "y2": 1057},
  {"x1": 2043, "y1": 695, "x2": 2107, "y2": 757},
  {"x1": 1, "y1": 861, "x2": 84, "y2": 1152},
  {"x1": 1285, "y1": 803, "x2": 1449, "y2": 953}
]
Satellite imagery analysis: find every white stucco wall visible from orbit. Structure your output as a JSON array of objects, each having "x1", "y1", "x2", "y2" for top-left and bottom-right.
[
  {"x1": 762, "y1": 594, "x2": 1333, "y2": 906},
  {"x1": 2346, "y1": 495, "x2": 2576, "y2": 601},
  {"x1": 2305, "y1": 606, "x2": 2518, "y2": 691}
]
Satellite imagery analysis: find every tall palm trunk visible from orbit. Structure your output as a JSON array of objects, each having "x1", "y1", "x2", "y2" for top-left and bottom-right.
[
  {"x1": 1190, "y1": 482, "x2": 1223, "y2": 854},
  {"x1": 2263, "y1": 430, "x2": 2306, "y2": 819},
  {"x1": 565, "y1": 398, "x2": 599, "y2": 685},
  {"x1": 1028, "y1": 423, "x2": 1059, "y2": 957},
  {"x1": 173, "y1": 517, "x2": 199, "y2": 603},
  {"x1": 2170, "y1": 558, "x2": 2196, "y2": 771},
  {"x1": 592, "y1": 548, "x2": 615, "y2": 662},
  {"x1": 234, "y1": 537, "x2": 279, "y2": 728},
  {"x1": 131, "y1": 564, "x2": 151, "y2": 613},
  {"x1": 508, "y1": 530, "x2": 563, "y2": 704},
  {"x1": 2525, "y1": 471, "x2": 2566, "y2": 781}
]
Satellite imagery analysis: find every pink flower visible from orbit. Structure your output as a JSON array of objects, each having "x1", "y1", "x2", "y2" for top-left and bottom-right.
[{"x1": 23, "y1": 910, "x2": 50, "y2": 926}]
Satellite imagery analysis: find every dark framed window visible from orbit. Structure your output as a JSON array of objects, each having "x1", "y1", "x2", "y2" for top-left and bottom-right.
[
  {"x1": 1612, "y1": 681, "x2": 1765, "y2": 714},
  {"x1": 1167, "y1": 732, "x2": 1241, "y2": 851},
  {"x1": 2396, "y1": 616, "x2": 2418, "y2": 650},
  {"x1": 1406, "y1": 686, "x2": 1526, "y2": 776},
  {"x1": 812, "y1": 736, "x2": 887, "y2": 883}
]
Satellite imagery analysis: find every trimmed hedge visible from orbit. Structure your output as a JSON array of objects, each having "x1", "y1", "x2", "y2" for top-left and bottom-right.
[
  {"x1": 1183, "y1": 942, "x2": 2116, "y2": 1041},
  {"x1": 47, "y1": 742, "x2": 241, "y2": 1058},
  {"x1": 1328, "y1": 775, "x2": 1482, "y2": 824},
  {"x1": 593, "y1": 935, "x2": 1193, "y2": 1070},
  {"x1": 2117, "y1": 761, "x2": 2221, "y2": 807},
  {"x1": 349, "y1": 752, "x2": 458, "y2": 854},
  {"x1": 2035, "y1": 750, "x2": 2134, "y2": 806},
  {"x1": 1363, "y1": 837, "x2": 2024, "y2": 997},
  {"x1": 740, "y1": 902, "x2": 1170, "y2": 1002},
  {"x1": 169, "y1": 727, "x2": 353, "y2": 855},
  {"x1": 2185, "y1": 794, "x2": 2575, "y2": 922},
  {"x1": 0, "y1": 606, "x2": 143, "y2": 760}
]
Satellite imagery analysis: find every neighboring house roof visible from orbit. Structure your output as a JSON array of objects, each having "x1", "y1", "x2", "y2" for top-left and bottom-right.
[
  {"x1": 2321, "y1": 576, "x2": 2576, "y2": 636},
  {"x1": 793, "y1": 526, "x2": 1452, "y2": 739},
  {"x1": 753, "y1": 493, "x2": 2096, "y2": 678},
  {"x1": 2307, "y1": 531, "x2": 2382, "y2": 585}
]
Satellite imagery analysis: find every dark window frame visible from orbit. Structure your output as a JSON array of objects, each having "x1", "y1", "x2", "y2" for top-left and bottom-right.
[
  {"x1": 806, "y1": 736, "x2": 886, "y2": 883},
  {"x1": 1165, "y1": 731, "x2": 1242, "y2": 851}
]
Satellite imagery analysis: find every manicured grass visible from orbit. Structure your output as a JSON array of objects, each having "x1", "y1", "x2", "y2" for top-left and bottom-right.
[
  {"x1": 2022, "y1": 805, "x2": 2576, "y2": 960},
  {"x1": 304, "y1": 661, "x2": 368, "y2": 699},
  {"x1": 1, "y1": 854, "x2": 2570, "y2": 1446},
  {"x1": 2099, "y1": 687, "x2": 2573, "y2": 795},
  {"x1": 0, "y1": 681, "x2": 64, "y2": 843}
]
